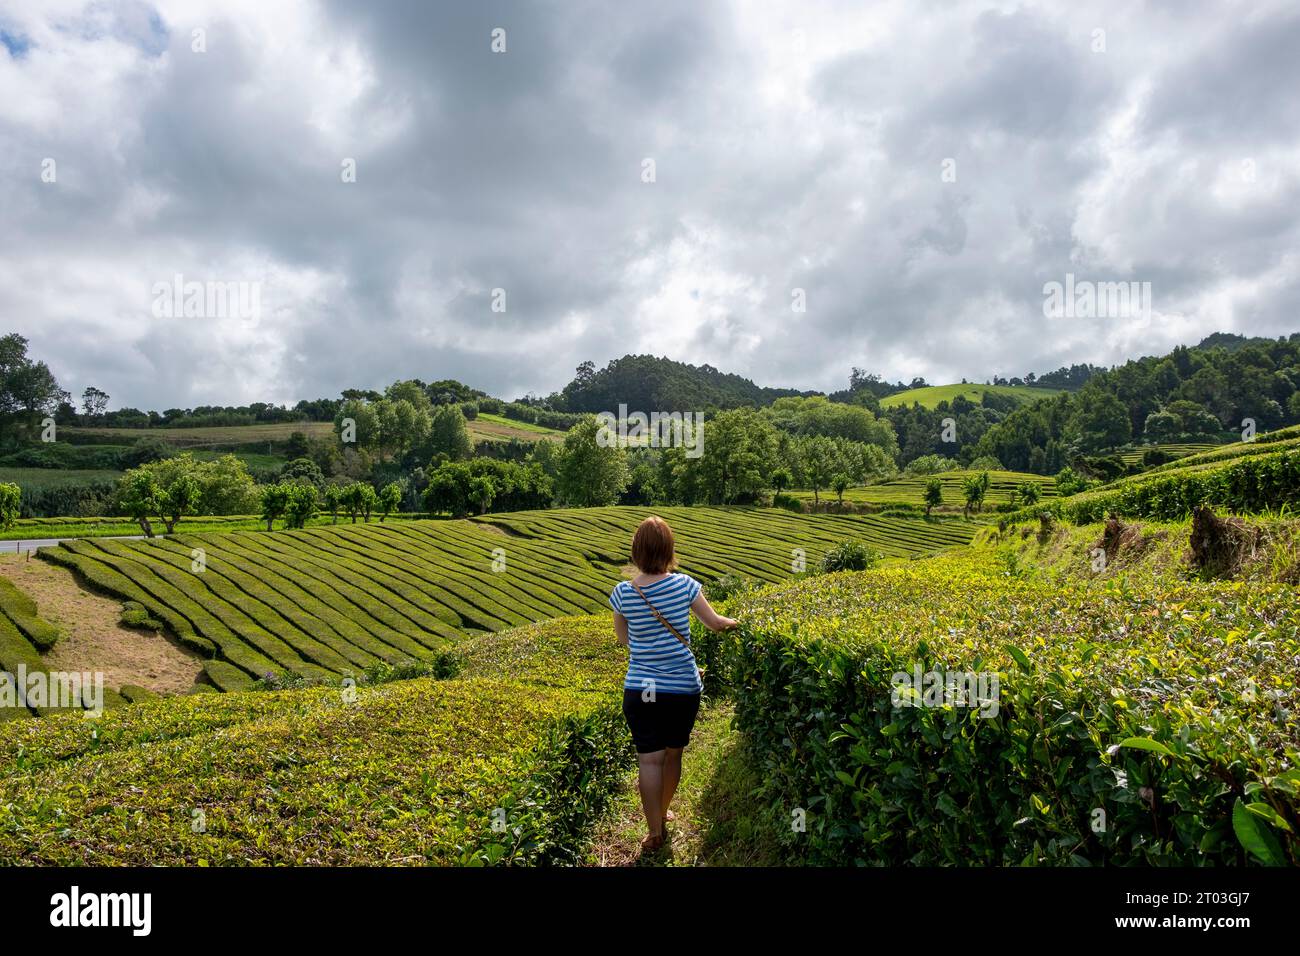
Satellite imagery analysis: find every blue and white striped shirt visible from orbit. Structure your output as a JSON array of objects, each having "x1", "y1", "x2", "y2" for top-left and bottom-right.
[{"x1": 609, "y1": 574, "x2": 704, "y2": 695}]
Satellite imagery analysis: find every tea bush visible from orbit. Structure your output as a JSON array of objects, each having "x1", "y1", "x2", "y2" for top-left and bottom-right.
[
  {"x1": 1018, "y1": 449, "x2": 1300, "y2": 525},
  {"x1": 718, "y1": 555, "x2": 1300, "y2": 866},
  {"x1": 0, "y1": 615, "x2": 632, "y2": 865}
]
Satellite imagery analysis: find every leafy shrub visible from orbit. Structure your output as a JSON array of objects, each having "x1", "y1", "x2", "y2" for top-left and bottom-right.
[
  {"x1": 1029, "y1": 450, "x2": 1300, "y2": 525},
  {"x1": 1054, "y1": 466, "x2": 1093, "y2": 497},
  {"x1": 772, "y1": 493, "x2": 804, "y2": 513},
  {"x1": 904, "y1": 454, "x2": 961, "y2": 476},
  {"x1": 0, "y1": 575, "x2": 60, "y2": 649},
  {"x1": 705, "y1": 572, "x2": 753, "y2": 603},
  {"x1": 119, "y1": 601, "x2": 162, "y2": 631},
  {"x1": 0, "y1": 616, "x2": 633, "y2": 865},
  {"x1": 719, "y1": 557, "x2": 1300, "y2": 865},
  {"x1": 819, "y1": 539, "x2": 881, "y2": 572}
]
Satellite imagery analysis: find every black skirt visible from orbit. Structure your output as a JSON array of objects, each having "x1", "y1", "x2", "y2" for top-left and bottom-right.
[{"x1": 622, "y1": 688, "x2": 702, "y2": 754}]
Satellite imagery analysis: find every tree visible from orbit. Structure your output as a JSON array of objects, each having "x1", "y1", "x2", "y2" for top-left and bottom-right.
[
  {"x1": 1067, "y1": 385, "x2": 1132, "y2": 454},
  {"x1": 260, "y1": 484, "x2": 290, "y2": 531},
  {"x1": 423, "y1": 469, "x2": 464, "y2": 516},
  {"x1": 321, "y1": 483, "x2": 343, "y2": 524},
  {"x1": 696, "y1": 408, "x2": 779, "y2": 504},
  {"x1": 334, "y1": 399, "x2": 380, "y2": 450},
  {"x1": 923, "y1": 477, "x2": 943, "y2": 516},
  {"x1": 961, "y1": 473, "x2": 988, "y2": 518},
  {"x1": 0, "y1": 334, "x2": 63, "y2": 440},
  {"x1": 377, "y1": 481, "x2": 402, "y2": 521},
  {"x1": 770, "y1": 467, "x2": 793, "y2": 497},
  {"x1": 197, "y1": 455, "x2": 260, "y2": 514},
  {"x1": 81, "y1": 386, "x2": 110, "y2": 419},
  {"x1": 831, "y1": 472, "x2": 851, "y2": 507},
  {"x1": 278, "y1": 457, "x2": 325, "y2": 489},
  {"x1": 555, "y1": 417, "x2": 629, "y2": 507},
  {"x1": 468, "y1": 475, "x2": 496, "y2": 515},
  {"x1": 118, "y1": 471, "x2": 163, "y2": 537},
  {"x1": 528, "y1": 438, "x2": 561, "y2": 478},
  {"x1": 428, "y1": 403, "x2": 474, "y2": 462},
  {"x1": 764, "y1": 395, "x2": 899, "y2": 456},
  {"x1": 0, "y1": 482, "x2": 21, "y2": 529},
  {"x1": 1017, "y1": 481, "x2": 1042, "y2": 507},
  {"x1": 341, "y1": 482, "x2": 373, "y2": 523},
  {"x1": 113, "y1": 454, "x2": 238, "y2": 535},
  {"x1": 283, "y1": 483, "x2": 318, "y2": 529},
  {"x1": 794, "y1": 435, "x2": 838, "y2": 505}
]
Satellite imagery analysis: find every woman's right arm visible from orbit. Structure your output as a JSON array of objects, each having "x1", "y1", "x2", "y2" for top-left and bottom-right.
[{"x1": 691, "y1": 593, "x2": 738, "y2": 632}]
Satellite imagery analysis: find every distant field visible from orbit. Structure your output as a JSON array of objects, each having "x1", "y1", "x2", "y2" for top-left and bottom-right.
[
  {"x1": 470, "y1": 413, "x2": 564, "y2": 443},
  {"x1": 63, "y1": 422, "x2": 334, "y2": 447},
  {"x1": 789, "y1": 469, "x2": 1056, "y2": 508},
  {"x1": 879, "y1": 383, "x2": 1065, "y2": 409},
  {"x1": 0, "y1": 467, "x2": 121, "y2": 488},
  {"x1": 1116, "y1": 442, "x2": 1222, "y2": 465},
  {"x1": 64, "y1": 416, "x2": 561, "y2": 450}
]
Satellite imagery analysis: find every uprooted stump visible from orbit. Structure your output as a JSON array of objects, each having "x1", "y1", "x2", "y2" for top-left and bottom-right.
[
  {"x1": 1096, "y1": 512, "x2": 1142, "y2": 563},
  {"x1": 1188, "y1": 505, "x2": 1262, "y2": 578},
  {"x1": 1037, "y1": 510, "x2": 1055, "y2": 545}
]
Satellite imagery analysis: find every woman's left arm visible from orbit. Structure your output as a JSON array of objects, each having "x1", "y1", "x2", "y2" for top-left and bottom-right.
[{"x1": 613, "y1": 611, "x2": 630, "y2": 647}]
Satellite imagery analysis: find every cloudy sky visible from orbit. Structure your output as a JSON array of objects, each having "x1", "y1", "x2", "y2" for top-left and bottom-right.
[{"x1": 1, "y1": 0, "x2": 1297, "y2": 410}]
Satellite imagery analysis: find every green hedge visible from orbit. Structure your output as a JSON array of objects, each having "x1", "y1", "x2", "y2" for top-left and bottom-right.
[
  {"x1": 0, "y1": 576, "x2": 59, "y2": 650},
  {"x1": 719, "y1": 557, "x2": 1300, "y2": 865},
  {"x1": 1014, "y1": 449, "x2": 1300, "y2": 525},
  {"x1": 0, "y1": 615, "x2": 632, "y2": 864}
]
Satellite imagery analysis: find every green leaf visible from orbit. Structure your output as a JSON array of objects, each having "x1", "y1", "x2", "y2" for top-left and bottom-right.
[
  {"x1": 1232, "y1": 799, "x2": 1286, "y2": 866},
  {"x1": 1243, "y1": 801, "x2": 1293, "y2": 834},
  {"x1": 1005, "y1": 645, "x2": 1032, "y2": 673},
  {"x1": 1118, "y1": 737, "x2": 1178, "y2": 758}
]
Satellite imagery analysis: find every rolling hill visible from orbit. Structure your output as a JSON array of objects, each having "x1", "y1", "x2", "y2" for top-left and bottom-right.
[{"x1": 878, "y1": 383, "x2": 1065, "y2": 409}]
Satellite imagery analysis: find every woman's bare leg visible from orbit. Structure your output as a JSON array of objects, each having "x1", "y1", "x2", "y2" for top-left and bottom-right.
[
  {"x1": 661, "y1": 747, "x2": 683, "y2": 820},
  {"x1": 637, "y1": 750, "x2": 666, "y2": 841}
]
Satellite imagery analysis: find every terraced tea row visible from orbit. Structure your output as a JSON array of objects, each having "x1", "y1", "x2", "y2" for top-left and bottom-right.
[
  {"x1": 787, "y1": 470, "x2": 1056, "y2": 508},
  {"x1": 39, "y1": 508, "x2": 973, "y2": 693},
  {"x1": 0, "y1": 617, "x2": 630, "y2": 865}
]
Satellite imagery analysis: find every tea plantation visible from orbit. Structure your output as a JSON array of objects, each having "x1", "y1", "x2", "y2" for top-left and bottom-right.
[
  {"x1": 26, "y1": 507, "x2": 972, "y2": 698},
  {"x1": 0, "y1": 617, "x2": 632, "y2": 865},
  {"x1": 709, "y1": 546, "x2": 1300, "y2": 866}
]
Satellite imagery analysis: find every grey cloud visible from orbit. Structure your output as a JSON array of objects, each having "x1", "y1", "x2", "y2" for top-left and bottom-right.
[{"x1": 0, "y1": 0, "x2": 1295, "y2": 409}]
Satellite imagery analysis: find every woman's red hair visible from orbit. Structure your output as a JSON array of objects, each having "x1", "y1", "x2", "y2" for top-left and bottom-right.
[{"x1": 631, "y1": 516, "x2": 677, "y2": 574}]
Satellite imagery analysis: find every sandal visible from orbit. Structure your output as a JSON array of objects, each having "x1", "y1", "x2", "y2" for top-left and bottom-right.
[{"x1": 640, "y1": 833, "x2": 665, "y2": 852}]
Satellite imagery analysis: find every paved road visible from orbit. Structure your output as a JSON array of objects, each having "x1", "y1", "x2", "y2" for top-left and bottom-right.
[{"x1": 0, "y1": 535, "x2": 146, "y2": 555}]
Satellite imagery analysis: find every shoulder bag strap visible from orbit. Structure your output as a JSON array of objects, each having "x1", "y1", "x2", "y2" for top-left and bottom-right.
[{"x1": 630, "y1": 582, "x2": 690, "y2": 646}]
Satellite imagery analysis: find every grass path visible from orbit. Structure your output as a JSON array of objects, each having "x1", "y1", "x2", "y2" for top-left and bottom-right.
[{"x1": 585, "y1": 700, "x2": 787, "y2": 867}]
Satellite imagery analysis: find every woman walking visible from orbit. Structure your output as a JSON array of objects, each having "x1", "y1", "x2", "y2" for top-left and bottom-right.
[{"x1": 609, "y1": 516, "x2": 738, "y2": 852}]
